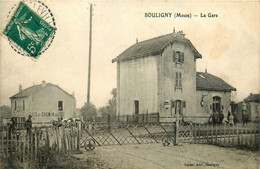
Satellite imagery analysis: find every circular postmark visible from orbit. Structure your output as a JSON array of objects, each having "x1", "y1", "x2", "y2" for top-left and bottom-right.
[{"x1": 3, "y1": 0, "x2": 57, "y2": 59}]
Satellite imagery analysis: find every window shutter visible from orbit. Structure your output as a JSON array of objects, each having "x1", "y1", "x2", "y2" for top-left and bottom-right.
[
  {"x1": 173, "y1": 51, "x2": 176, "y2": 62},
  {"x1": 179, "y1": 73, "x2": 182, "y2": 87},
  {"x1": 183, "y1": 101, "x2": 186, "y2": 108},
  {"x1": 171, "y1": 100, "x2": 175, "y2": 107},
  {"x1": 180, "y1": 53, "x2": 184, "y2": 63}
]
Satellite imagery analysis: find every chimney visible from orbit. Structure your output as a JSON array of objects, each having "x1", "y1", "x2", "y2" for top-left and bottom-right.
[
  {"x1": 136, "y1": 38, "x2": 138, "y2": 43},
  {"x1": 178, "y1": 30, "x2": 185, "y2": 38},
  {"x1": 19, "y1": 85, "x2": 22, "y2": 92},
  {"x1": 205, "y1": 69, "x2": 207, "y2": 73},
  {"x1": 174, "y1": 29, "x2": 185, "y2": 39},
  {"x1": 42, "y1": 80, "x2": 46, "y2": 87}
]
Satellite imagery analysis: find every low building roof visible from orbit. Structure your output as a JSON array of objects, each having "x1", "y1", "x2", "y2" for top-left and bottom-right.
[
  {"x1": 244, "y1": 93, "x2": 260, "y2": 102},
  {"x1": 10, "y1": 83, "x2": 75, "y2": 99},
  {"x1": 112, "y1": 32, "x2": 202, "y2": 63},
  {"x1": 196, "y1": 72, "x2": 236, "y2": 92}
]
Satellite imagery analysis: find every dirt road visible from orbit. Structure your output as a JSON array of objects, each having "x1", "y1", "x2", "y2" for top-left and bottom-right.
[{"x1": 74, "y1": 143, "x2": 259, "y2": 169}]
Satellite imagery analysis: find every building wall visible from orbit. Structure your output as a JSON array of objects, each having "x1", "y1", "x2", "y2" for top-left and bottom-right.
[
  {"x1": 196, "y1": 90, "x2": 231, "y2": 122},
  {"x1": 248, "y1": 102, "x2": 260, "y2": 121},
  {"x1": 118, "y1": 55, "x2": 159, "y2": 115},
  {"x1": 11, "y1": 85, "x2": 76, "y2": 125},
  {"x1": 160, "y1": 41, "x2": 197, "y2": 119}
]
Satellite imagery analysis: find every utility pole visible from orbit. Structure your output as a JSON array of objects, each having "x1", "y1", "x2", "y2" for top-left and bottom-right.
[{"x1": 87, "y1": 3, "x2": 93, "y2": 104}]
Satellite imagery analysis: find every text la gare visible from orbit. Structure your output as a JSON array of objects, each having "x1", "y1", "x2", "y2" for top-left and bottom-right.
[{"x1": 201, "y1": 13, "x2": 218, "y2": 18}]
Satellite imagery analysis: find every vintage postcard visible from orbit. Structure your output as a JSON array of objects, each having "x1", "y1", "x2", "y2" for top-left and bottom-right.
[{"x1": 0, "y1": 0, "x2": 259, "y2": 169}]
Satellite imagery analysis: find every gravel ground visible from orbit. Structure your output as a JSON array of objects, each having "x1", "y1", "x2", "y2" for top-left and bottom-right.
[{"x1": 74, "y1": 143, "x2": 259, "y2": 169}]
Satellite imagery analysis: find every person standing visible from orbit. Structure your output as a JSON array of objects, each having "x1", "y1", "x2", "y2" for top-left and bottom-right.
[
  {"x1": 227, "y1": 111, "x2": 231, "y2": 122},
  {"x1": 213, "y1": 110, "x2": 219, "y2": 126},
  {"x1": 229, "y1": 114, "x2": 234, "y2": 126},
  {"x1": 219, "y1": 111, "x2": 224, "y2": 125},
  {"x1": 25, "y1": 115, "x2": 32, "y2": 137}
]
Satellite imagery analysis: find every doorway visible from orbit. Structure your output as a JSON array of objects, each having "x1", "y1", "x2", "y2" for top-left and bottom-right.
[
  {"x1": 134, "y1": 100, "x2": 139, "y2": 123},
  {"x1": 134, "y1": 100, "x2": 139, "y2": 115},
  {"x1": 172, "y1": 100, "x2": 182, "y2": 116}
]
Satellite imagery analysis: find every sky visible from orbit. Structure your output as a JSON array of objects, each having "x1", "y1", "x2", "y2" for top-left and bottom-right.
[{"x1": 0, "y1": 0, "x2": 259, "y2": 108}]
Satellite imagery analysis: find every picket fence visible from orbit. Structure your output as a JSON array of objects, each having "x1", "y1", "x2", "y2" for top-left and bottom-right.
[
  {"x1": 192, "y1": 123, "x2": 260, "y2": 150},
  {"x1": 0, "y1": 122, "x2": 81, "y2": 168}
]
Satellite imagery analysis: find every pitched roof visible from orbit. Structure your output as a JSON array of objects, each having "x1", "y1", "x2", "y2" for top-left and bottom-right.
[
  {"x1": 10, "y1": 83, "x2": 75, "y2": 99},
  {"x1": 112, "y1": 32, "x2": 202, "y2": 63},
  {"x1": 196, "y1": 72, "x2": 236, "y2": 92},
  {"x1": 244, "y1": 94, "x2": 260, "y2": 102}
]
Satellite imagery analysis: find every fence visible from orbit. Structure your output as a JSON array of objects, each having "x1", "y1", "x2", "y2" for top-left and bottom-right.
[
  {"x1": 92, "y1": 112, "x2": 160, "y2": 123},
  {"x1": 192, "y1": 123, "x2": 260, "y2": 150},
  {"x1": 0, "y1": 122, "x2": 81, "y2": 168},
  {"x1": 80, "y1": 120, "x2": 260, "y2": 151},
  {"x1": 80, "y1": 122, "x2": 174, "y2": 147}
]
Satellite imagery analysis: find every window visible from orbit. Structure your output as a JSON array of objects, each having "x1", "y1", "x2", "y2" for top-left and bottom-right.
[
  {"x1": 58, "y1": 101, "x2": 63, "y2": 111},
  {"x1": 14, "y1": 101, "x2": 17, "y2": 111},
  {"x1": 173, "y1": 51, "x2": 184, "y2": 64},
  {"x1": 212, "y1": 96, "x2": 221, "y2": 113},
  {"x1": 175, "y1": 72, "x2": 182, "y2": 88},
  {"x1": 23, "y1": 100, "x2": 25, "y2": 111}
]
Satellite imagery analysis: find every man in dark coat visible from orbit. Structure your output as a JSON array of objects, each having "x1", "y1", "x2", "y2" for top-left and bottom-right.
[
  {"x1": 25, "y1": 115, "x2": 32, "y2": 136},
  {"x1": 242, "y1": 112, "x2": 249, "y2": 127},
  {"x1": 213, "y1": 110, "x2": 219, "y2": 126},
  {"x1": 219, "y1": 111, "x2": 224, "y2": 125}
]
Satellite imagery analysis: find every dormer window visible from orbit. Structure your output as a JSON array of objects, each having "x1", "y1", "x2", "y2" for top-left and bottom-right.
[{"x1": 173, "y1": 51, "x2": 184, "y2": 64}]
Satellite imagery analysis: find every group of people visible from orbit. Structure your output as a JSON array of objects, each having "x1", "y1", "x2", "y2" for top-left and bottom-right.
[
  {"x1": 7, "y1": 115, "x2": 32, "y2": 139},
  {"x1": 211, "y1": 111, "x2": 224, "y2": 125},
  {"x1": 210, "y1": 111, "x2": 237, "y2": 126}
]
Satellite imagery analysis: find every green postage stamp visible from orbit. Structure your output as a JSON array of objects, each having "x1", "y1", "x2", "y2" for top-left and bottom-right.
[{"x1": 2, "y1": 1, "x2": 56, "y2": 59}]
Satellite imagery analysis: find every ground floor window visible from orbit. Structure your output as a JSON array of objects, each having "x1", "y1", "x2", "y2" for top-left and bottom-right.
[
  {"x1": 212, "y1": 96, "x2": 221, "y2": 113},
  {"x1": 58, "y1": 101, "x2": 63, "y2": 111}
]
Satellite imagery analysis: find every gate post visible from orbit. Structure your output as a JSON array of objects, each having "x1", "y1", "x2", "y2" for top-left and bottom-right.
[
  {"x1": 175, "y1": 113, "x2": 179, "y2": 145},
  {"x1": 77, "y1": 121, "x2": 81, "y2": 150},
  {"x1": 108, "y1": 114, "x2": 111, "y2": 132}
]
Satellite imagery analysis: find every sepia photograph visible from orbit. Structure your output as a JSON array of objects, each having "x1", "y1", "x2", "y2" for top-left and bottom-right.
[{"x1": 0, "y1": 0, "x2": 259, "y2": 168}]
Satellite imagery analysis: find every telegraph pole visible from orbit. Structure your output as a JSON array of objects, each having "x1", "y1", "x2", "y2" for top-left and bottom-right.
[{"x1": 87, "y1": 3, "x2": 93, "y2": 104}]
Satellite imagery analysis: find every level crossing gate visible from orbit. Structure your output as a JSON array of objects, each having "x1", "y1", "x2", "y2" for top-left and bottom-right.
[{"x1": 80, "y1": 121, "x2": 194, "y2": 148}]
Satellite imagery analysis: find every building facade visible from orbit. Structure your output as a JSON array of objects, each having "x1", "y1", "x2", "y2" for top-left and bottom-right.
[
  {"x1": 10, "y1": 81, "x2": 76, "y2": 126},
  {"x1": 113, "y1": 31, "x2": 236, "y2": 122},
  {"x1": 196, "y1": 72, "x2": 236, "y2": 122},
  {"x1": 244, "y1": 93, "x2": 259, "y2": 122}
]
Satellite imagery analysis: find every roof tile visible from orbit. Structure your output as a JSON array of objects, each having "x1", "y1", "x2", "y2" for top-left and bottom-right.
[
  {"x1": 112, "y1": 33, "x2": 202, "y2": 62},
  {"x1": 196, "y1": 72, "x2": 236, "y2": 92}
]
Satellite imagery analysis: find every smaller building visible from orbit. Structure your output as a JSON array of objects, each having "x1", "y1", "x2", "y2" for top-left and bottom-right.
[
  {"x1": 233, "y1": 93, "x2": 260, "y2": 122},
  {"x1": 196, "y1": 71, "x2": 236, "y2": 123},
  {"x1": 244, "y1": 93, "x2": 260, "y2": 122},
  {"x1": 10, "y1": 81, "x2": 76, "y2": 126}
]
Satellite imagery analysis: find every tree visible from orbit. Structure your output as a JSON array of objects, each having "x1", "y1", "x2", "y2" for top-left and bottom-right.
[
  {"x1": 80, "y1": 102, "x2": 97, "y2": 122},
  {"x1": 99, "y1": 88, "x2": 117, "y2": 118},
  {"x1": 0, "y1": 105, "x2": 11, "y2": 125}
]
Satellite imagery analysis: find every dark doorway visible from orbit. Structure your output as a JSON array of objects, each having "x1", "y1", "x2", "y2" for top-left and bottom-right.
[
  {"x1": 134, "y1": 100, "x2": 139, "y2": 123},
  {"x1": 134, "y1": 100, "x2": 139, "y2": 115},
  {"x1": 175, "y1": 100, "x2": 182, "y2": 115}
]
